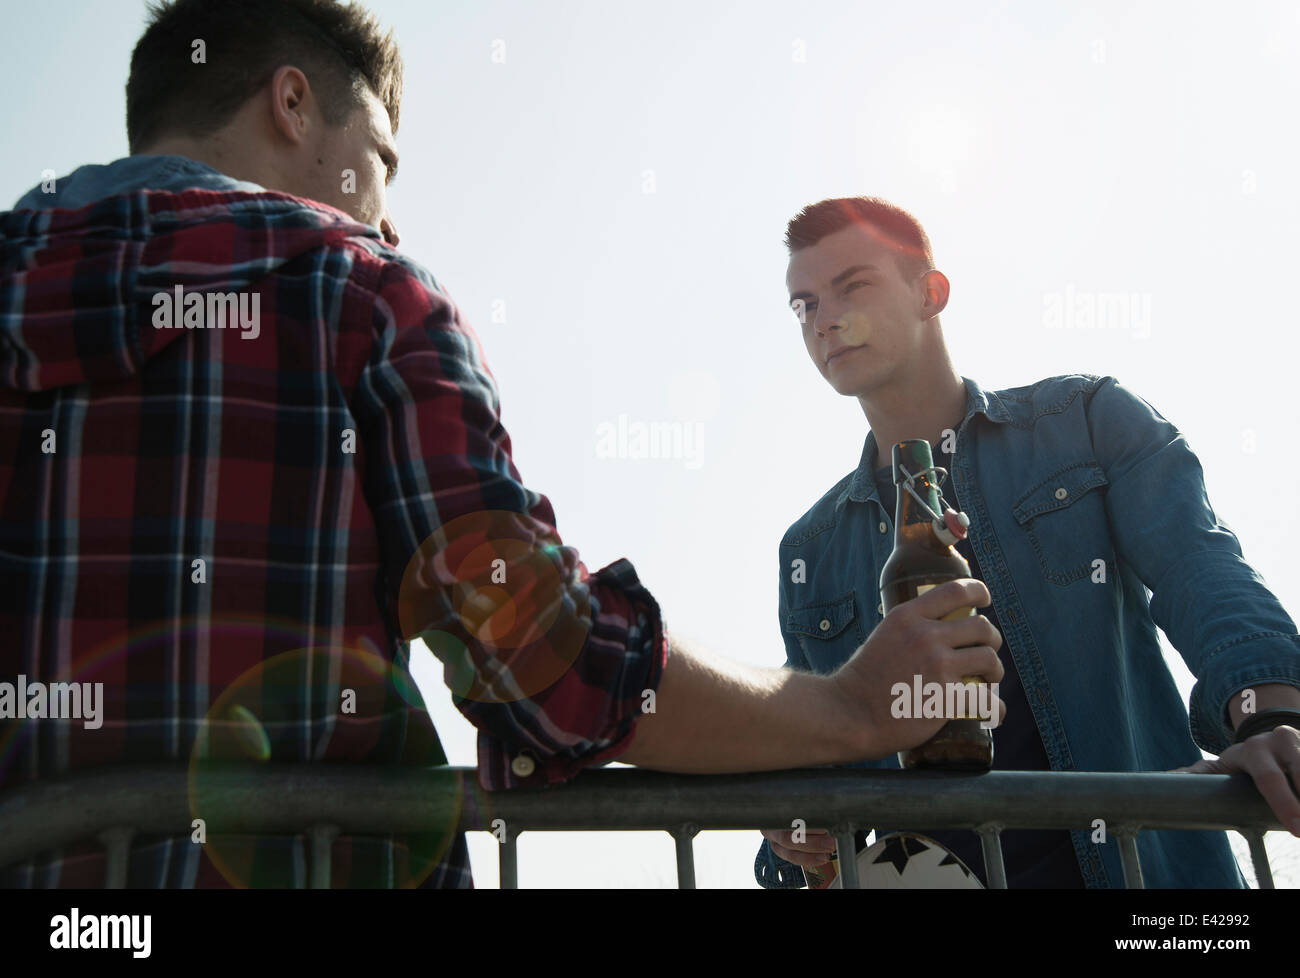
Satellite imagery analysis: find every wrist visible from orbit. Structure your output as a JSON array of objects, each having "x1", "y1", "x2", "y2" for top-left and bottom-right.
[
  {"x1": 1231, "y1": 707, "x2": 1300, "y2": 745},
  {"x1": 1226, "y1": 682, "x2": 1300, "y2": 729},
  {"x1": 816, "y1": 670, "x2": 878, "y2": 761}
]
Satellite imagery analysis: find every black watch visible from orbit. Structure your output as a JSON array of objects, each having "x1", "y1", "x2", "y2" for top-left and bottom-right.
[{"x1": 1231, "y1": 707, "x2": 1300, "y2": 745}]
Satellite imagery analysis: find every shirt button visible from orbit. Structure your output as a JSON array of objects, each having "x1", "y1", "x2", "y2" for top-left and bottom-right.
[
  {"x1": 877, "y1": 602, "x2": 885, "y2": 615},
  {"x1": 878, "y1": 521, "x2": 888, "y2": 533},
  {"x1": 1054, "y1": 487, "x2": 1068, "y2": 500},
  {"x1": 511, "y1": 754, "x2": 536, "y2": 778},
  {"x1": 819, "y1": 619, "x2": 831, "y2": 631}
]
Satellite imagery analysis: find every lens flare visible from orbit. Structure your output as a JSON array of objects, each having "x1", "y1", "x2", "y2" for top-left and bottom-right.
[
  {"x1": 399, "y1": 510, "x2": 593, "y2": 703},
  {"x1": 188, "y1": 641, "x2": 459, "y2": 887}
]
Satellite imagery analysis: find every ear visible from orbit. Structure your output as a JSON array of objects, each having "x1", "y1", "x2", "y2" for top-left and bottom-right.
[
  {"x1": 919, "y1": 269, "x2": 950, "y2": 320},
  {"x1": 266, "y1": 65, "x2": 314, "y2": 145}
]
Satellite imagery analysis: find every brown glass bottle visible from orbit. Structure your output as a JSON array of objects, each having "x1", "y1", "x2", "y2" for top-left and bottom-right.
[{"x1": 879, "y1": 439, "x2": 993, "y2": 771}]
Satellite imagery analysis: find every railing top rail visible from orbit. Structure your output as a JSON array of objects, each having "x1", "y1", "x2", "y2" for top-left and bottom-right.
[{"x1": 0, "y1": 765, "x2": 1281, "y2": 868}]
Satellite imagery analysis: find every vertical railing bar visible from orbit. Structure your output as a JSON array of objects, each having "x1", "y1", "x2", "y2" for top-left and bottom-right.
[
  {"x1": 833, "y1": 826, "x2": 860, "y2": 889},
  {"x1": 308, "y1": 823, "x2": 340, "y2": 889},
  {"x1": 975, "y1": 824, "x2": 1007, "y2": 889},
  {"x1": 1243, "y1": 831, "x2": 1274, "y2": 889},
  {"x1": 1115, "y1": 827, "x2": 1145, "y2": 889},
  {"x1": 499, "y1": 832, "x2": 519, "y2": 889},
  {"x1": 672, "y1": 823, "x2": 699, "y2": 889},
  {"x1": 98, "y1": 826, "x2": 134, "y2": 889}
]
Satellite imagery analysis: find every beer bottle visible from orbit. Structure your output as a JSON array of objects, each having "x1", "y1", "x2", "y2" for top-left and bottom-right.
[{"x1": 879, "y1": 439, "x2": 993, "y2": 770}]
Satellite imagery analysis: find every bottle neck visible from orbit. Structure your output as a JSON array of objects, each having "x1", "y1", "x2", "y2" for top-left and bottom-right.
[{"x1": 893, "y1": 440, "x2": 945, "y2": 549}]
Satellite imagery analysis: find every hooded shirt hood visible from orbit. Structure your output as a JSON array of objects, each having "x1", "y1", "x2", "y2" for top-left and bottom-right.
[{"x1": 0, "y1": 154, "x2": 381, "y2": 392}]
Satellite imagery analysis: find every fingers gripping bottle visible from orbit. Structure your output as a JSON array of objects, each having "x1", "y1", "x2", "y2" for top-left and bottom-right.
[{"x1": 879, "y1": 439, "x2": 993, "y2": 771}]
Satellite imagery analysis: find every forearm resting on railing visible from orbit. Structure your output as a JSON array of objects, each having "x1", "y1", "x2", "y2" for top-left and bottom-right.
[{"x1": 616, "y1": 635, "x2": 872, "y2": 773}]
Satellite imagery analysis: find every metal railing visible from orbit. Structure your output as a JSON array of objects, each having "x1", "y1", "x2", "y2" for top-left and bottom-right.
[{"x1": 0, "y1": 765, "x2": 1284, "y2": 888}]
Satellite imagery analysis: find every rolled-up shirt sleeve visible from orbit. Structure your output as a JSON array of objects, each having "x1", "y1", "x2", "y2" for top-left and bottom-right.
[{"x1": 353, "y1": 257, "x2": 668, "y2": 790}]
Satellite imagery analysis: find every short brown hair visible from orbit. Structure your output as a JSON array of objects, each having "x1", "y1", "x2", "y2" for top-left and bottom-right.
[
  {"x1": 785, "y1": 197, "x2": 935, "y2": 279},
  {"x1": 126, "y1": 0, "x2": 402, "y2": 153}
]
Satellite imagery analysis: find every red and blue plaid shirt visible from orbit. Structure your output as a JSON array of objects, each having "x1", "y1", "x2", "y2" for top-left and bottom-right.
[{"x1": 0, "y1": 157, "x2": 667, "y2": 887}]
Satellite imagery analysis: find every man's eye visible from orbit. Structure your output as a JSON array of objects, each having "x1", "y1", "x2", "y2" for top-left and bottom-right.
[{"x1": 844, "y1": 281, "x2": 869, "y2": 292}]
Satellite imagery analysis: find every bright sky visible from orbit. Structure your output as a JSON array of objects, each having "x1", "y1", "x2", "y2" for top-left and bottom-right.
[{"x1": 3, "y1": 0, "x2": 1298, "y2": 887}]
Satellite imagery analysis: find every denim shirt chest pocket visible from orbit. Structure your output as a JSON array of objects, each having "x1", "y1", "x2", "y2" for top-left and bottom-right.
[
  {"x1": 786, "y1": 591, "x2": 864, "y2": 673},
  {"x1": 1011, "y1": 460, "x2": 1112, "y2": 586}
]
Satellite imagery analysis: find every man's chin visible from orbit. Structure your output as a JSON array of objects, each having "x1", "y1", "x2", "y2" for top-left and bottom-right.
[{"x1": 827, "y1": 372, "x2": 876, "y2": 399}]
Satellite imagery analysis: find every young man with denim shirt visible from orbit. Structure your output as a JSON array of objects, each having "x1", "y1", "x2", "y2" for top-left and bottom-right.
[{"x1": 754, "y1": 197, "x2": 1300, "y2": 889}]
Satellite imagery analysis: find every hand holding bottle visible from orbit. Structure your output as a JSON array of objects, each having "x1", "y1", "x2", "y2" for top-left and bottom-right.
[{"x1": 830, "y1": 578, "x2": 1006, "y2": 760}]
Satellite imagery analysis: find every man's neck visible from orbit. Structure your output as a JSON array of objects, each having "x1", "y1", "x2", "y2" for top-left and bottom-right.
[
  {"x1": 135, "y1": 135, "x2": 257, "y2": 188},
  {"x1": 859, "y1": 358, "x2": 967, "y2": 466}
]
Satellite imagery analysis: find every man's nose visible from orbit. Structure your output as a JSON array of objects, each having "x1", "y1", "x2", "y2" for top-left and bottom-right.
[
  {"x1": 815, "y1": 312, "x2": 843, "y2": 337},
  {"x1": 381, "y1": 214, "x2": 400, "y2": 247}
]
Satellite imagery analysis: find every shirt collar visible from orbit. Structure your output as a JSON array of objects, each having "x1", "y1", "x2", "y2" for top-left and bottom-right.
[
  {"x1": 11, "y1": 154, "x2": 264, "y2": 211},
  {"x1": 845, "y1": 375, "x2": 1010, "y2": 504}
]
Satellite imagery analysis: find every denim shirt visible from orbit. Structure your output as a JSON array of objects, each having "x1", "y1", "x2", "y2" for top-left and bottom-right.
[{"x1": 755, "y1": 373, "x2": 1300, "y2": 889}]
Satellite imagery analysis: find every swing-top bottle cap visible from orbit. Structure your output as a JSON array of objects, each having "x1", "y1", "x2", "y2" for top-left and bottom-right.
[
  {"x1": 932, "y1": 510, "x2": 970, "y2": 547},
  {"x1": 933, "y1": 519, "x2": 958, "y2": 546}
]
